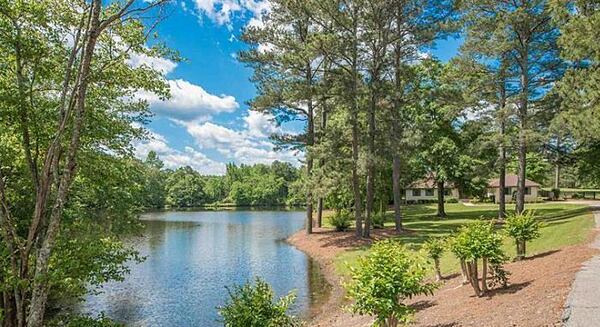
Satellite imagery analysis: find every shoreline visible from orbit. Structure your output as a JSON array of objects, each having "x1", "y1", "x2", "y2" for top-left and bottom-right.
[
  {"x1": 287, "y1": 228, "x2": 378, "y2": 327},
  {"x1": 288, "y1": 222, "x2": 599, "y2": 327}
]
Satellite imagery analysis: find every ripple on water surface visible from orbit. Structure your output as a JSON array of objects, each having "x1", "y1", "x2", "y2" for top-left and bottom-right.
[{"x1": 80, "y1": 210, "x2": 330, "y2": 326}]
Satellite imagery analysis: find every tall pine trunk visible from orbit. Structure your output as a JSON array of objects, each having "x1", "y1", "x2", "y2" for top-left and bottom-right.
[
  {"x1": 437, "y1": 180, "x2": 446, "y2": 218},
  {"x1": 364, "y1": 89, "x2": 377, "y2": 238},
  {"x1": 516, "y1": 49, "x2": 529, "y2": 215},
  {"x1": 316, "y1": 61, "x2": 330, "y2": 228},
  {"x1": 350, "y1": 10, "x2": 362, "y2": 237},
  {"x1": 392, "y1": 156, "x2": 403, "y2": 232},
  {"x1": 554, "y1": 135, "x2": 561, "y2": 191},
  {"x1": 498, "y1": 59, "x2": 508, "y2": 219},
  {"x1": 391, "y1": 31, "x2": 403, "y2": 233},
  {"x1": 303, "y1": 18, "x2": 315, "y2": 234}
]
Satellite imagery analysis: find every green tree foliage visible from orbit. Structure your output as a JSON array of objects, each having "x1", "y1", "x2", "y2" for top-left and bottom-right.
[
  {"x1": 450, "y1": 221, "x2": 507, "y2": 297},
  {"x1": 422, "y1": 238, "x2": 446, "y2": 281},
  {"x1": 137, "y1": 160, "x2": 302, "y2": 208},
  {"x1": 0, "y1": 0, "x2": 173, "y2": 324},
  {"x1": 507, "y1": 152, "x2": 551, "y2": 185},
  {"x1": 344, "y1": 240, "x2": 438, "y2": 327},
  {"x1": 460, "y1": 0, "x2": 563, "y2": 214},
  {"x1": 218, "y1": 278, "x2": 300, "y2": 327},
  {"x1": 504, "y1": 210, "x2": 542, "y2": 260},
  {"x1": 165, "y1": 167, "x2": 205, "y2": 208},
  {"x1": 141, "y1": 151, "x2": 166, "y2": 209},
  {"x1": 552, "y1": 0, "x2": 600, "y2": 141}
]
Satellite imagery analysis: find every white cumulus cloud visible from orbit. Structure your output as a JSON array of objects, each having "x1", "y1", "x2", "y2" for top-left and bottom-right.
[
  {"x1": 138, "y1": 79, "x2": 239, "y2": 121},
  {"x1": 135, "y1": 131, "x2": 226, "y2": 175},
  {"x1": 177, "y1": 112, "x2": 301, "y2": 166},
  {"x1": 192, "y1": 0, "x2": 271, "y2": 27},
  {"x1": 128, "y1": 52, "x2": 178, "y2": 75}
]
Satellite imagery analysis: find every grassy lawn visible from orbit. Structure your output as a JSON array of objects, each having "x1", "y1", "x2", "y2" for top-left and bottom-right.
[{"x1": 332, "y1": 203, "x2": 595, "y2": 276}]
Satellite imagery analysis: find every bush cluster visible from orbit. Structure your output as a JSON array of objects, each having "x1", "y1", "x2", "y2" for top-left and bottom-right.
[
  {"x1": 218, "y1": 278, "x2": 300, "y2": 327},
  {"x1": 329, "y1": 209, "x2": 352, "y2": 231},
  {"x1": 344, "y1": 240, "x2": 438, "y2": 327}
]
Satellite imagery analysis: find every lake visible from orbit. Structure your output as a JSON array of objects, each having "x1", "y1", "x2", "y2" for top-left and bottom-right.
[{"x1": 80, "y1": 210, "x2": 329, "y2": 326}]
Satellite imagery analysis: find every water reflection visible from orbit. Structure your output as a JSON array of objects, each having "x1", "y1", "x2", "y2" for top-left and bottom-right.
[{"x1": 80, "y1": 210, "x2": 329, "y2": 326}]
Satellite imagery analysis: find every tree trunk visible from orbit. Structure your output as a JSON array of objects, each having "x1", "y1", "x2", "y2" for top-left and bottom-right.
[
  {"x1": 460, "y1": 259, "x2": 469, "y2": 285},
  {"x1": 304, "y1": 37, "x2": 315, "y2": 235},
  {"x1": 392, "y1": 155, "x2": 403, "y2": 232},
  {"x1": 498, "y1": 65, "x2": 507, "y2": 219},
  {"x1": 391, "y1": 1, "x2": 405, "y2": 234},
  {"x1": 434, "y1": 258, "x2": 442, "y2": 282},
  {"x1": 516, "y1": 48, "x2": 529, "y2": 215},
  {"x1": 516, "y1": 239, "x2": 526, "y2": 260},
  {"x1": 316, "y1": 61, "x2": 329, "y2": 228},
  {"x1": 350, "y1": 14, "x2": 362, "y2": 238},
  {"x1": 481, "y1": 257, "x2": 488, "y2": 294},
  {"x1": 467, "y1": 260, "x2": 481, "y2": 297},
  {"x1": 437, "y1": 180, "x2": 446, "y2": 218},
  {"x1": 364, "y1": 85, "x2": 377, "y2": 238},
  {"x1": 316, "y1": 198, "x2": 323, "y2": 229},
  {"x1": 554, "y1": 135, "x2": 561, "y2": 191},
  {"x1": 27, "y1": 2, "x2": 102, "y2": 325}
]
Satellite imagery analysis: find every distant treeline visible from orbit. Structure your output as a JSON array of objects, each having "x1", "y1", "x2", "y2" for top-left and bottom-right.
[{"x1": 140, "y1": 151, "x2": 304, "y2": 209}]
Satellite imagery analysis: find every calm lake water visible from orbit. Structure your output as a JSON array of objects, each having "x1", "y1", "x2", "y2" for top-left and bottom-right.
[{"x1": 80, "y1": 210, "x2": 329, "y2": 326}]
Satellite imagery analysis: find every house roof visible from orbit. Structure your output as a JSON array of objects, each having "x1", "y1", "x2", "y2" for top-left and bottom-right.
[
  {"x1": 488, "y1": 174, "x2": 540, "y2": 188},
  {"x1": 408, "y1": 179, "x2": 456, "y2": 189}
]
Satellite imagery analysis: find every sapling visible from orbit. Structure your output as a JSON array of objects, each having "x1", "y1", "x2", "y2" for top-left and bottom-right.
[
  {"x1": 450, "y1": 221, "x2": 507, "y2": 296},
  {"x1": 423, "y1": 237, "x2": 446, "y2": 281},
  {"x1": 504, "y1": 210, "x2": 541, "y2": 260}
]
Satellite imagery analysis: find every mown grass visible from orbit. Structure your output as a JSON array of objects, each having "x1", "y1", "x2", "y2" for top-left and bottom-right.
[{"x1": 332, "y1": 203, "x2": 595, "y2": 277}]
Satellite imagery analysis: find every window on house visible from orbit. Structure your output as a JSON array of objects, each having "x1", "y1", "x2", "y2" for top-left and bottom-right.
[
  {"x1": 425, "y1": 189, "x2": 434, "y2": 196},
  {"x1": 412, "y1": 189, "x2": 421, "y2": 197},
  {"x1": 525, "y1": 187, "x2": 531, "y2": 195},
  {"x1": 504, "y1": 187, "x2": 511, "y2": 195}
]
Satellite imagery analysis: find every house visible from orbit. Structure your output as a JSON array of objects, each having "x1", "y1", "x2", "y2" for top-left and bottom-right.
[
  {"x1": 487, "y1": 174, "x2": 540, "y2": 203},
  {"x1": 405, "y1": 179, "x2": 460, "y2": 203}
]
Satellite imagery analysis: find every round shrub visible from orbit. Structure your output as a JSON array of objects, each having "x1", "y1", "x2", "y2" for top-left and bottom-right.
[
  {"x1": 218, "y1": 278, "x2": 300, "y2": 327},
  {"x1": 344, "y1": 240, "x2": 438, "y2": 327},
  {"x1": 329, "y1": 209, "x2": 352, "y2": 232}
]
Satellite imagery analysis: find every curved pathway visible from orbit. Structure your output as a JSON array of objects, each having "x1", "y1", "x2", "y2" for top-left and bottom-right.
[{"x1": 563, "y1": 203, "x2": 600, "y2": 326}]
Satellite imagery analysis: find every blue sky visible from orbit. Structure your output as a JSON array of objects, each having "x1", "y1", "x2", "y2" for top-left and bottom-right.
[{"x1": 134, "y1": 0, "x2": 463, "y2": 175}]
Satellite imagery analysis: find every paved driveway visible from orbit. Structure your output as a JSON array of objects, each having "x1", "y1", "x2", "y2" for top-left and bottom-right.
[{"x1": 562, "y1": 208, "x2": 600, "y2": 326}]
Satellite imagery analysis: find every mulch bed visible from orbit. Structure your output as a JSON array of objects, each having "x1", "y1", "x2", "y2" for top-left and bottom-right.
[{"x1": 288, "y1": 227, "x2": 598, "y2": 327}]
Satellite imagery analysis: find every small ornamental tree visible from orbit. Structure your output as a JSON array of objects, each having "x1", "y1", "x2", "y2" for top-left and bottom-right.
[
  {"x1": 218, "y1": 278, "x2": 300, "y2": 327},
  {"x1": 450, "y1": 221, "x2": 507, "y2": 297},
  {"x1": 504, "y1": 210, "x2": 542, "y2": 260},
  {"x1": 422, "y1": 238, "x2": 446, "y2": 281},
  {"x1": 344, "y1": 240, "x2": 438, "y2": 327}
]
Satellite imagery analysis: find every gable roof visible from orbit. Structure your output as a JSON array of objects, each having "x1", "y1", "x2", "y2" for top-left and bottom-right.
[
  {"x1": 408, "y1": 178, "x2": 456, "y2": 189},
  {"x1": 488, "y1": 174, "x2": 540, "y2": 188}
]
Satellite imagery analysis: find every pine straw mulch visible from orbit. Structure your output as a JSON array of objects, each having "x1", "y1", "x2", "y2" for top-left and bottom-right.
[{"x1": 288, "y1": 227, "x2": 598, "y2": 327}]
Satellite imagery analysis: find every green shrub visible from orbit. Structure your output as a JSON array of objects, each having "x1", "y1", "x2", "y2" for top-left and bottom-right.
[
  {"x1": 344, "y1": 240, "x2": 438, "y2": 327},
  {"x1": 444, "y1": 198, "x2": 459, "y2": 203},
  {"x1": 329, "y1": 209, "x2": 352, "y2": 232},
  {"x1": 218, "y1": 278, "x2": 300, "y2": 327},
  {"x1": 504, "y1": 210, "x2": 542, "y2": 260},
  {"x1": 422, "y1": 237, "x2": 446, "y2": 281},
  {"x1": 449, "y1": 221, "x2": 507, "y2": 297},
  {"x1": 372, "y1": 211, "x2": 387, "y2": 229}
]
